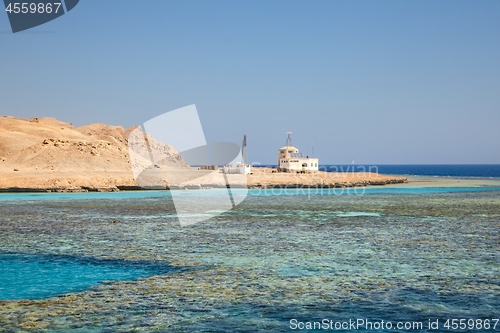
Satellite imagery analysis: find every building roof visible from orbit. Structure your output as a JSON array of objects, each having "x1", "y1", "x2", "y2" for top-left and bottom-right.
[{"x1": 279, "y1": 145, "x2": 299, "y2": 151}]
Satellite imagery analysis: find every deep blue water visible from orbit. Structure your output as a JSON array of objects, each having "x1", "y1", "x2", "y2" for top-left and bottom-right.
[
  {"x1": 322, "y1": 164, "x2": 500, "y2": 178},
  {"x1": 0, "y1": 253, "x2": 176, "y2": 300},
  {"x1": 255, "y1": 164, "x2": 500, "y2": 178}
]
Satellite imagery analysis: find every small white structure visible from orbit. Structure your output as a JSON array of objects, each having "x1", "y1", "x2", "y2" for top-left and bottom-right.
[
  {"x1": 278, "y1": 132, "x2": 318, "y2": 172},
  {"x1": 223, "y1": 162, "x2": 251, "y2": 174},
  {"x1": 223, "y1": 134, "x2": 252, "y2": 175}
]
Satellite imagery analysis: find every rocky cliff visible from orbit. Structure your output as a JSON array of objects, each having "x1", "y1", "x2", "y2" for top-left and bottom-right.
[{"x1": 0, "y1": 116, "x2": 189, "y2": 191}]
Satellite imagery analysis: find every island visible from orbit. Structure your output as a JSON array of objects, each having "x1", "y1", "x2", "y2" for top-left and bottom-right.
[{"x1": 0, "y1": 116, "x2": 407, "y2": 192}]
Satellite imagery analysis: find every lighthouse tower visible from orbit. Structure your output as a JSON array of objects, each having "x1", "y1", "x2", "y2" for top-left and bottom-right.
[{"x1": 277, "y1": 132, "x2": 318, "y2": 172}]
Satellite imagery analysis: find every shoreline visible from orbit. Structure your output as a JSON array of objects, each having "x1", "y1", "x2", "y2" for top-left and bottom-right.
[
  {"x1": 0, "y1": 168, "x2": 408, "y2": 193},
  {"x1": 2, "y1": 167, "x2": 500, "y2": 194},
  {"x1": 0, "y1": 181, "x2": 407, "y2": 193},
  {"x1": 2, "y1": 173, "x2": 500, "y2": 194}
]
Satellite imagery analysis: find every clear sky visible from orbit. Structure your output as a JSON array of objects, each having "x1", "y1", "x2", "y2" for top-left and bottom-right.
[{"x1": 1, "y1": 1, "x2": 499, "y2": 164}]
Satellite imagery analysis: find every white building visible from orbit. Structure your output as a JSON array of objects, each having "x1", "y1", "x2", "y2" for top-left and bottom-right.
[
  {"x1": 278, "y1": 132, "x2": 318, "y2": 172},
  {"x1": 223, "y1": 134, "x2": 252, "y2": 175}
]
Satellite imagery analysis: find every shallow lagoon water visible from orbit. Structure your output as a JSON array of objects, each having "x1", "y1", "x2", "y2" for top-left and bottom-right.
[
  {"x1": 2, "y1": 185, "x2": 500, "y2": 202},
  {"x1": 0, "y1": 253, "x2": 177, "y2": 300},
  {"x1": 0, "y1": 186, "x2": 499, "y2": 332}
]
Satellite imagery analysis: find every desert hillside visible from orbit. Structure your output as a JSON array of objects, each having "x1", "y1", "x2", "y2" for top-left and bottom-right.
[{"x1": 0, "y1": 116, "x2": 189, "y2": 191}]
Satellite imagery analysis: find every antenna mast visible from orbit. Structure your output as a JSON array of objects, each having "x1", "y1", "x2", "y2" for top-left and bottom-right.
[
  {"x1": 241, "y1": 134, "x2": 247, "y2": 164},
  {"x1": 286, "y1": 132, "x2": 292, "y2": 146}
]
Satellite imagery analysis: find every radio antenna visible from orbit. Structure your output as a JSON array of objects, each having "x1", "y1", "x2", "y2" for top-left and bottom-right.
[
  {"x1": 241, "y1": 134, "x2": 247, "y2": 164},
  {"x1": 286, "y1": 132, "x2": 292, "y2": 146}
]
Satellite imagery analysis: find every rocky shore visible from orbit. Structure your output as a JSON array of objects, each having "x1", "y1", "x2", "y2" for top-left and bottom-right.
[
  {"x1": 0, "y1": 169, "x2": 407, "y2": 192},
  {"x1": 246, "y1": 167, "x2": 407, "y2": 188},
  {"x1": 164, "y1": 167, "x2": 407, "y2": 191}
]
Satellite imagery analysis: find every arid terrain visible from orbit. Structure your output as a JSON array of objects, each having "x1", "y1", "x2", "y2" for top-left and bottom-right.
[
  {"x1": 0, "y1": 116, "x2": 188, "y2": 191},
  {"x1": 0, "y1": 116, "x2": 406, "y2": 191}
]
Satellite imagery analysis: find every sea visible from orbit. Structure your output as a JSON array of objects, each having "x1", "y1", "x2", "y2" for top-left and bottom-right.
[
  {"x1": 0, "y1": 165, "x2": 499, "y2": 332},
  {"x1": 256, "y1": 164, "x2": 500, "y2": 179},
  {"x1": 323, "y1": 164, "x2": 500, "y2": 178}
]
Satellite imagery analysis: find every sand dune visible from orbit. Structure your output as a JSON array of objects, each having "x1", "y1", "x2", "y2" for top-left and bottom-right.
[{"x1": 0, "y1": 116, "x2": 188, "y2": 191}]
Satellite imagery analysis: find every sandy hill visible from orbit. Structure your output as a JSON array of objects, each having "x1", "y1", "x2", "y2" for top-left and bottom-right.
[{"x1": 0, "y1": 116, "x2": 189, "y2": 191}]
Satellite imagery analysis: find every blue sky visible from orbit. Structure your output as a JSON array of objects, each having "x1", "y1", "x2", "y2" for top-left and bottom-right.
[{"x1": 1, "y1": 1, "x2": 499, "y2": 164}]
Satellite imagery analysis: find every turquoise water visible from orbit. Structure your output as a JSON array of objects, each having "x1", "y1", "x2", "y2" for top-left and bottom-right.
[
  {"x1": 1, "y1": 185, "x2": 500, "y2": 202},
  {"x1": 0, "y1": 190, "x2": 172, "y2": 201},
  {"x1": 0, "y1": 187, "x2": 499, "y2": 332},
  {"x1": 0, "y1": 253, "x2": 176, "y2": 300}
]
